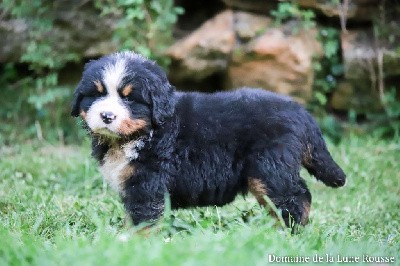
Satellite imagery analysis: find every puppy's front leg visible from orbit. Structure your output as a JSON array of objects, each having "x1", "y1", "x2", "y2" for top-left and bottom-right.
[{"x1": 122, "y1": 179, "x2": 166, "y2": 226}]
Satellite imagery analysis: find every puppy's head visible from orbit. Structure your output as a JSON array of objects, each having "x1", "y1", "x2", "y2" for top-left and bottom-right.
[{"x1": 71, "y1": 51, "x2": 175, "y2": 140}]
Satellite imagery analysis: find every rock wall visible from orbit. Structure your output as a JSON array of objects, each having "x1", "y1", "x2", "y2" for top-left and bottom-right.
[
  {"x1": 1, "y1": 0, "x2": 399, "y2": 112},
  {"x1": 168, "y1": 0, "x2": 400, "y2": 111},
  {"x1": 167, "y1": 10, "x2": 322, "y2": 103},
  {"x1": 0, "y1": 1, "x2": 117, "y2": 63}
]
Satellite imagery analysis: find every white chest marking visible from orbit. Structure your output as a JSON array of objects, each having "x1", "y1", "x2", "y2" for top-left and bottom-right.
[
  {"x1": 99, "y1": 147, "x2": 132, "y2": 193},
  {"x1": 99, "y1": 136, "x2": 151, "y2": 193}
]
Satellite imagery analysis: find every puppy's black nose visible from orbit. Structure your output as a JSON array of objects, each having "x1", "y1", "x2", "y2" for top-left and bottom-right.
[{"x1": 100, "y1": 112, "x2": 116, "y2": 124}]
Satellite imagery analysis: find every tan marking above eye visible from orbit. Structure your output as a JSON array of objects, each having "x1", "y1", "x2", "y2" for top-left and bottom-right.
[
  {"x1": 94, "y1": 80, "x2": 104, "y2": 93},
  {"x1": 121, "y1": 84, "x2": 133, "y2": 97}
]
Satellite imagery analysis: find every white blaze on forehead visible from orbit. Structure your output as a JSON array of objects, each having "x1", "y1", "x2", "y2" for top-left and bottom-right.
[
  {"x1": 116, "y1": 51, "x2": 148, "y2": 62},
  {"x1": 102, "y1": 58, "x2": 126, "y2": 96}
]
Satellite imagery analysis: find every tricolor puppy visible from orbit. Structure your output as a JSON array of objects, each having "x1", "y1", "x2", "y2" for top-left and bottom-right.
[{"x1": 71, "y1": 51, "x2": 346, "y2": 228}]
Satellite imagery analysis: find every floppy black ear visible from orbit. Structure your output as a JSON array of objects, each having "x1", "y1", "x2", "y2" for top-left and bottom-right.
[
  {"x1": 149, "y1": 80, "x2": 176, "y2": 126},
  {"x1": 71, "y1": 82, "x2": 83, "y2": 117},
  {"x1": 71, "y1": 61, "x2": 96, "y2": 117}
]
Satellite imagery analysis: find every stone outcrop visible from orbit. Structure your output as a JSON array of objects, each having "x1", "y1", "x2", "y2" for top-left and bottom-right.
[
  {"x1": 341, "y1": 30, "x2": 400, "y2": 80},
  {"x1": 220, "y1": 0, "x2": 378, "y2": 22},
  {"x1": 166, "y1": 10, "x2": 236, "y2": 82},
  {"x1": 167, "y1": 10, "x2": 322, "y2": 102},
  {"x1": 0, "y1": 1, "x2": 116, "y2": 63},
  {"x1": 168, "y1": 0, "x2": 400, "y2": 111},
  {"x1": 298, "y1": 0, "x2": 378, "y2": 22},
  {"x1": 234, "y1": 12, "x2": 271, "y2": 41},
  {"x1": 220, "y1": 0, "x2": 277, "y2": 14},
  {"x1": 0, "y1": 19, "x2": 28, "y2": 62},
  {"x1": 1, "y1": 0, "x2": 399, "y2": 113},
  {"x1": 330, "y1": 81, "x2": 381, "y2": 113},
  {"x1": 330, "y1": 29, "x2": 400, "y2": 112},
  {"x1": 228, "y1": 25, "x2": 322, "y2": 102}
]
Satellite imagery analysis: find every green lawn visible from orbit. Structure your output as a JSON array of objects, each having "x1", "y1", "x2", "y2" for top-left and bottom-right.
[{"x1": 0, "y1": 136, "x2": 399, "y2": 265}]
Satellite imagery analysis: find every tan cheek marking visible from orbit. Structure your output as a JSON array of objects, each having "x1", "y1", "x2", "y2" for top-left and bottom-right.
[
  {"x1": 121, "y1": 84, "x2": 133, "y2": 97},
  {"x1": 80, "y1": 110, "x2": 87, "y2": 119},
  {"x1": 94, "y1": 80, "x2": 104, "y2": 93},
  {"x1": 118, "y1": 119, "x2": 147, "y2": 135}
]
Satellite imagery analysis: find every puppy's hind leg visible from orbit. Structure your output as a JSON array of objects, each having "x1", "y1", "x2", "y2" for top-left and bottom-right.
[
  {"x1": 276, "y1": 178, "x2": 312, "y2": 228},
  {"x1": 248, "y1": 177, "x2": 280, "y2": 221},
  {"x1": 248, "y1": 176, "x2": 312, "y2": 230}
]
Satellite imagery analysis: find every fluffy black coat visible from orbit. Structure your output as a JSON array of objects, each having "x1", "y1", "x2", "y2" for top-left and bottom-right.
[{"x1": 71, "y1": 52, "x2": 346, "y2": 228}]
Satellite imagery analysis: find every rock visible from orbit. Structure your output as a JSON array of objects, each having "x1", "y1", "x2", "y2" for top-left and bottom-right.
[
  {"x1": 0, "y1": 19, "x2": 29, "y2": 62},
  {"x1": 167, "y1": 10, "x2": 322, "y2": 101},
  {"x1": 166, "y1": 10, "x2": 236, "y2": 82},
  {"x1": 336, "y1": 28, "x2": 400, "y2": 112},
  {"x1": 221, "y1": 0, "x2": 277, "y2": 14},
  {"x1": 341, "y1": 30, "x2": 400, "y2": 79},
  {"x1": 234, "y1": 12, "x2": 271, "y2": 41},
  {"x1": 167, "y1": 11, "x2": 270, "y2": 83},
  {"x1": 227, "y1": 23, "x2": 322, "y2": 102},
  {"x1": 341, "y1": 30, "x2": 374, "y2": 80},
  {"x1": 0, "y1": 1, "x2": 116, "y2": 63},
  {"x1": 220, "y1": 0, "x2": 379, "y2": 22},
  {"x1": 298, "y1": 0, "x2": 378, "y2": 22},
  {"x1": 330, "y1": 81, "x2": 382, "y2": 113},
  {"x1": 173, "y1": 0, "x2": 225, "y2": 38},
  {"x1": 330, "y1": 81, "x2": 353, "y2": 111}
]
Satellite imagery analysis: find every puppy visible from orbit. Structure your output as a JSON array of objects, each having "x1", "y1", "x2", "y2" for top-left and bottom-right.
[{"x1": 71, "y1": 51, "x2": 346, "y2": 228}]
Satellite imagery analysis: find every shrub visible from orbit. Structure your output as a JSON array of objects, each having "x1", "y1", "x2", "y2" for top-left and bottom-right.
[{"x1": 0, "y1": 0, "x2": 182, "y2": 144}]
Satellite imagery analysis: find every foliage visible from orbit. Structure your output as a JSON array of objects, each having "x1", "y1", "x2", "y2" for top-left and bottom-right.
[
  {"x1": 269, "y1": 2, "x2": 342, "y2": 109},
  {"x1": 368, "y1": 1, "x2": 400, "y2": 138},
  {"x1": 368, "y1": 88, "x2": 400, "y2": 138},
  {"x1": 372, "y1": 0, "x2": 399, "y2": 49},
  {"x1": 95, "y1": 0, "x2": 183, "y2": 66},
  {"x1": 0, "y1": 137, "x2": 398, "y2": 264},
  {"x1": 0, "y1": 0, "x2": 182, "y2": 144},
  {"x1": 312, "y1": 28, "x2": 343, "y2": 110},
  {"x1": 0, "y1": 0, "x2": 81, "y2": 143},
  {"x1": 270, "y1": 2, "x2": 316, "y2": 32},
  {"x1": 270, "y1": 2, "x2": 344, "y2": 141}
]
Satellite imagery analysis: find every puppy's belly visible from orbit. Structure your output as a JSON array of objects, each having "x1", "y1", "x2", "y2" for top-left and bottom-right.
[
  {"x1": 99, "y1": 146, "x2": 135, "y2": 193},
  {"x1": 171, "y1": 175, "x2": 242, "y2": 208}
]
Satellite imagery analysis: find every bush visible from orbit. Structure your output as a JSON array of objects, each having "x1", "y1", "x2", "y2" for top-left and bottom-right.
[{"x1": 0, "y1": 0, "x2": 182, "y2": 144}]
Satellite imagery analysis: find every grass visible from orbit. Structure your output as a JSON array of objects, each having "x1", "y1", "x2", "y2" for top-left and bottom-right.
[{"x1": 0, "y1": 136, "x2": 399, "y2": 265}]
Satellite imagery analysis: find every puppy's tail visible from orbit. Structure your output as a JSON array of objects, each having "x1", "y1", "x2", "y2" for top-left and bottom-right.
[{"x1": 302, "y1": 115, "x2": 346, "y2": 188}]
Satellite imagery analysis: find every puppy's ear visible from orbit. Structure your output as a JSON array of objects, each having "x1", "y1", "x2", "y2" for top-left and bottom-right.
[
  {"x1": 137, "y1": 60, "x2": 176, "y2": 126},
  {"x1": 71, "y1": 82, "x2": 83, "y2": 117},
  {"x1": 149, "y1": 79, "x2": 176, "y2": 126},
  {"x1": 72, "y1": 61, "x2": 95, "y2": 117}
]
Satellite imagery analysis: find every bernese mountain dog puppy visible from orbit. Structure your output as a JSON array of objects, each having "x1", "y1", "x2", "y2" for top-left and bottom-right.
[{"x1": 71, "y1": 51, "x2": 346, "y2": 229}]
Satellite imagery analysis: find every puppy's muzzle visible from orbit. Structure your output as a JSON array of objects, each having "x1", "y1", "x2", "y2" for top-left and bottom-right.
[{"x1": 100, "y1": 111, "x2": 116, "y2": 124}]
